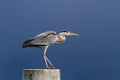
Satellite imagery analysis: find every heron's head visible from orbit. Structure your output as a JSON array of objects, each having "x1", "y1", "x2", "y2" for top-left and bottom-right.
[{"x1": 60, "y1": 30, "x2": 80, "y2": 36}]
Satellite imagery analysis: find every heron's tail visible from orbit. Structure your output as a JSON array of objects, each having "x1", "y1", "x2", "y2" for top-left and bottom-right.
[{"x1": 22, "y1": 39, "x2": 33, "y2": 48}]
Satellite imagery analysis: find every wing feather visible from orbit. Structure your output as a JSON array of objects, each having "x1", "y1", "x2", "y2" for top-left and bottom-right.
[
  {"x1": 33, "y1": 31, "x2": 56, "y2": 39},
  {"x1": 22, "y1": 31, "x2": 57, "y2": 48}
]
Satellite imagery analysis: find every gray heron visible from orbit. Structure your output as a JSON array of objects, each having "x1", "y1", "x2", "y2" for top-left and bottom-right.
[{"x1": 22, "y1": 30, "x2": 80, "y2": 68}]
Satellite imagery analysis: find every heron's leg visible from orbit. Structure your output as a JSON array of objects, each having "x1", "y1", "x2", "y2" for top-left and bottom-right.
[
  {"x1": 43, "y1": 46, "x2": 49, "y2": 68},
  {"x1": 46, "y1": 57, "x2": 54, "y2": 66}
]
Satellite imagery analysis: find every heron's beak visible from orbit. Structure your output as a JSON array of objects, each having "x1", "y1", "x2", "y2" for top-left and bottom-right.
[{"x1": 70, "y1": 32, "x2": 80, "y2": 36}]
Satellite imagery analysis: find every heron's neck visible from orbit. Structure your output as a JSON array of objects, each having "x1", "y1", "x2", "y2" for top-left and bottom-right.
[{"x1": 58, "y1": 34, "x2": 66, "y2": 42}]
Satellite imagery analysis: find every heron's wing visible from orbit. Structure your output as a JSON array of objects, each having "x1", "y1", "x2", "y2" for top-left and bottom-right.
[
  {"x1": 31, "y1": 31, "x2": 57, "y2": 45},
  {"x1": 33, "y1": 31, "x2": 56, "y2": 39},
  {"x1": 22, "y1": 31, "x2": 57, "y2": 47}
]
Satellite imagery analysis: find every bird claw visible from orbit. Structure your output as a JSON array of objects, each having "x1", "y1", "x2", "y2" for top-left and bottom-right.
[
  {"x1": 46, "y1": 65, "x2": 56, "y2": 69},
  {"x1": 50, "y1": 66, "x2": 56, "y2": 69}
]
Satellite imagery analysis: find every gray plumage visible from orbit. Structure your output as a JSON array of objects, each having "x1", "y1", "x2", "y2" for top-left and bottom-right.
[
  {"x1": 22, "y1": 31, "x2": 57, "y2": 48},
  {"x1": 22, "y1": 30, "x2": 80, "y2": 68}
]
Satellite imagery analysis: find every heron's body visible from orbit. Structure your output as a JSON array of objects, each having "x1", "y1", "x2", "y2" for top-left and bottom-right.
[
  {"x1": 22, "y1": 31, "x2": 66, "y2": 48},
  {"x1": 22, "y1": 31, "x2": 79, "y2": 68}
]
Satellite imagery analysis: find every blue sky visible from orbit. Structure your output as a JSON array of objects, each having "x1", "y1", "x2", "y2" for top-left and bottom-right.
[{"x1": 0, "y1": 0, "x2": 120, "y2": 80}]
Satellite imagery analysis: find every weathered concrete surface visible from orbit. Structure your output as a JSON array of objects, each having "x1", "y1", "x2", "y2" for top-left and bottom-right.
[{"x1": 23, "y1": 69, "x2": 60, "y2": 80}]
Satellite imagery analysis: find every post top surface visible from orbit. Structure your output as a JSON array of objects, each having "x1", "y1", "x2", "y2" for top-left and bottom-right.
[{"x1": 23, "y1": 69, "x2": 60, "y2": 71}]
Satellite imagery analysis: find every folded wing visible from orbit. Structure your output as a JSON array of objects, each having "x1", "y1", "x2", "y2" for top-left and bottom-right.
[{"x1": 22, "y1": 31, "x2": 57, "y2": 48}]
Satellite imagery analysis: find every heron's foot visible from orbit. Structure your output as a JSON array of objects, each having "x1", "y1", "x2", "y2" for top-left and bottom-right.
[
  {"x1": 49, "y1": 65, "x2": 56, "y2": 69},
  {"x1": 46, "y1": 65, "x2": 56, "y2": 69},
  {"x1": 46, "y1": 67, "x2": 49, "y2": 69}
]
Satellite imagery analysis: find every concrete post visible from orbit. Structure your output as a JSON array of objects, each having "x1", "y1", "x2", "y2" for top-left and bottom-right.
[{"x1": 23, "y1": 69, "x2": 60, "y2": 80}]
